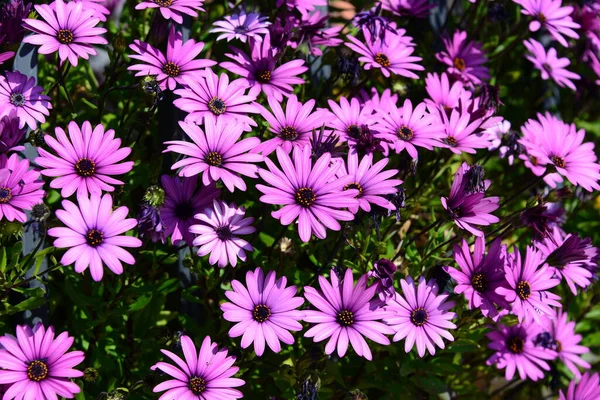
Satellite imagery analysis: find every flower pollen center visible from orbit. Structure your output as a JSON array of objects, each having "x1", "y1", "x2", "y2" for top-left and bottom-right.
[
  {"x1": 336, "y1": 310, "x2": 354, "y2": 326},
  {"x1": 27, "y1": 360, "x2": 49, "y2": 382},
  {"x1": 444, "y1": 137, "x2": 458, "y2": 147},
  {"x1": 162, "y1": 61, "x2": 180, "y2": 77},
  {"x1": 188, "y1": 376, "x2": 206, "y2": 395},
  {"x1": 517, "y1": 281, "x2": 531, "y2": 300},
  {"x1": 205, "y1": 151, "x2": 222, "y2": 167},
  {"x1": 57, "y1": 29, "x2": 74, "y2": 44},
  {"x1": 216, "y1": 225, "x2": 232, "y2": 241},
  {"x1": 346, "y1": 124, "x2": 361, "y2": 138},
  {"x1": 75, "y1": 158, "x2": 96, "y2": 177},
  {"x1": 538, "y1": 12, "x2": 547, "y2": 23},
  {"x1": 295, "y1": 187, "x2": 316, "y2": 207},
  {"x1": 280, "y1": 126, "x2": 299, "y2": 141},
  {"x1": 256, "y1": 69, "x2": 272, "y2": 83},
  {"x1": 343, "y1": 182, "x2": 364, "y2": 196},
  {"x1": 9, "y1": 92, "x2": 25, "y2": 107},
  {"x1": 471, "y1": 273, "x2": 488, "y2": 293},
  {"x1": 507, "y1": 336, "x2": 525, "y2": 354},
  {"x1": 208, "y1": 97, "x2": 227, "y2": 115},
  {"x1": 253, "y1": 304, "x2": 271, "y2": 322},
  {"x1": 154, "y1": 0, "x2": 174, "y2": 6},
  {"x1": 397, "y1": 125, "x2": 414, "y2": 141},
  {"x1": 174, "y1": 201, "x2": 194, "y2": 220},
  {"x1": 453, "y1": 57, "x2": 466, "y2": 71},
  {"x1": 375, "y1": 53, "x2": 391, "y2": 67},
  {"x1": 410, "y1": 307, "x2": 429, "y2": 326},
  {"x1": 552, "y1": 156, "x2": 566, "y2": 169},
  {"x1": 0, "y1": 187, "x2": 12, "y2": 204},
  {"x1": 86, "y1": 229, "x2": 104, "y2": 247}
]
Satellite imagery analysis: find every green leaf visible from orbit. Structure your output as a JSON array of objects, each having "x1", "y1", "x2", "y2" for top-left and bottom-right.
[
  {"x1": 128, "y1": 294, "x2": 153, "y2": 312},
  {"x1": 4, "y1": 296, "x2": 47, "y2": 315},
  {"x1": 157, "y1": 278, "x2": 179, "y2": 294}
]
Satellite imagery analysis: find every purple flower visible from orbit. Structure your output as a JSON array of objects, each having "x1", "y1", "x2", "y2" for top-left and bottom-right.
[
  {"x1": 353, "y1": 4, "x2": 396, "y2": 43},
  {"x1": 71, "y1": 0, "x2": 111, "y2": 22},
  {"x1": 523, "y1": 39, "x2": 580, "y2": 90},
  {"x1": 436, "y1": 30, "x2": 489, "y2": 85},
  {"x1": 0, "y1": 111, "x2": 26, "y2": 154},
  {"x1": 164, "y1": 116, "x2": 262, "y2": 192},
  {"x1": 559, "y1": 372, "x2": 600, "y2": 400},
  {"x1": 358, "y1": 87, "x2": 398, "y2": 115},
  {"x1": 137, "y1": 203, "x2": 166, "y2": 243},
  {"x1": 514, "y1": 0, "x2": 580, "y2": 47},
  {"x1": 211, "y1": 11, "x2": 271, "y2": 43},
  {"x1": 0, "y1": 154, "x2": 44, "y2": 223},
  {"x1": 0, "y1": 71, "x2": 51, "y2": 130},
  {"x1": 135, "y1": 0, "x2": 205, "y2": 24},
  {"x1": 0, "y1": 0, "x2": 32, "y2": 45},
  {"x1": 288, "y1": 11, "x2": 343, "y2": 56},
  {"x1": 151, "y1": 335, "x2": 244, "y2": 399},
  {"x1": 384, "y1": 276, "x2": 457, "y2": 357},
  {"x1": 368, "y1": 258, "x2": 397, "y2": 299},
  {"x1": 381, "y1": 0, "x2": 434, "y2": 18},
  {"x1": 23, "y1": 0, "x2": 108, "y2": 66},
  {"x1": 276, "y1": 0, "x2": 325, "y2": 14},
  {"x1": 256, "y1": 146, "x2": 358, "y2": 242},
  {"x1": 424, "y1": 72, "x2": 468, "y2": 111},
  {"x1": 304, "y1": 268, "x2": 393, "y2": 360},
  {"x1": 48, "y1": 193, "x2": 142, "y2": 281},
  {"x1": 436, "y1": 108, "x2": 492, "y2": 154},
  {"x1": 221, "y1": 268, "x2": 304, "y2": 356},
  {"x1": 0, "y1": 323, "x2": 84, "y2": 400}
]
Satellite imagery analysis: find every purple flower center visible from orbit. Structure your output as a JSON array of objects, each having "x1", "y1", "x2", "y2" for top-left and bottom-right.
[
  {"x1": 57, "y1": 29, "x2": 74, "y2": 45},
  {"x1": 208, "y1": 97, "x2": 227, "y2": 115},
  {"x1": 516, "y1": 281, "x2": 531, "y2": 300},
  {"x1": 343, "y1": 182, "x2": 364, "y2": 196},
  {"x1": 188, "y1": 376, "x2": 207, "y2": 395},
  {"x1": 27, "y1": 360, "x2": 49, "y2": 382},
  {"x1": 174, "y1": 201, "x2": 194, "y2": 220},
  {"x1": 86, "y1": 229, "x2": 104, "y2": 247},
  {"x1": 507, "y1": 336, "x2": 524, "y2": 354},
  {"x1": 253, "y1": 304, "x2": 271, "y2": 322},
  {"x1": 346, "y1": 124, "x2": 361, "y2": 139},
  {"x1": 255, "y1": 69, "x2": 272, "y2": 83},
  {"x1": 374, "y1": 53, "x2": 391, "y2": 67},
  {"x1": 216, "y1": 225, "x2": 232, "y2": 241},
  {"x1": 234, "y1": 25, "x2": 249, "y2": 34},
  {"x1": 154, "y1": 0, "x2": 174, "y2": 6},
  {"x1": 397, "y1": 125, "x2": 414, "y2": 141},
  {"x1": 534, "y1": 332, "x2": 557, "y2": 350},
  {"x1": 471, "y1": 273, "x2": 488, "y2": 292},
  {"x1": 205, "y1": 151, "x2": 223, "y2": 167},
  {"x1": 9, "y1": 92, "x2": 25, "y2": 107},
  {"x1": 75, "y1": 158, "x2": 96, "y2": 177},
  {"x1": 0, "y1": 187, "x2": 12, "y2": 204},
  {"x1": 162, "y1": 61, "x2": 180, "y2": 77},
  {"x1": 551, "y1": 155, "x2": 566, "y2": 169},
  {"x1": 542, "y1": 62, "x2": 553, "y2": 73},
  {"x1": 280, "y1": 126, "x2": 299, "y2": 141},
  {"x1": 336, "y1": 310, "x2": 354, "y2": 326},
  {"x1": 453, "y1": 57, "x2": 466, "y2": 72},
  {"x1": 295, "y1": 187, "x2": 316, "y2": 208},
  {"x1": 444, "y1": 137, "x2": 458, "y2": 147},
  {"x1": 410, "y1": 307, "x2": 428, "y2": 326}
]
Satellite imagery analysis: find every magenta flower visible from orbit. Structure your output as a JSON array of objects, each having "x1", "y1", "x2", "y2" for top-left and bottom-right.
[
  {"x1": 164, "y1": 116, "x2": 262, "y2": 192},
  {"x1": 289, "y1": 11, "x2": 343, "y2": 57},
  {"x1": 190, "y1": 200, "x2": 255, "y2": 268},
  {"x1": 211, "y1": 11, "x2": 271, "y2": 43},
  {"x1": 256, "y1": 146, "x2": 358, "y2": 242},
  {"x1": 276, "y1": 0, "x2": 325, "y2": 14},
  {"x1": 71, "y1": 0, "x2": 111, "y2": 22},
  {"x1": 48, "y1": 193, "x2": 142, "y2": 281},
  {"x1": 514, "y1": 0, "x2": 580, "y2": 47},
  {"x1": 304, "y1": 268, "x2": 393, "y2": 360},
  {"x1": 381, "y1": 0, "x2": 434, "y2": 18},
  {"x1": 0, "y1": 154, "x2": 44, "y2": 223},
  {"x1": 436, "y1": 30, "x2": 489, "y2": 85},
  {"x1": 437, "y1": 108, "x2": 492, "y2": 154},
  {"x1": 173, "y1": 68, "x2": 259, "y2": 129},
  {"x1": 0, "y1": 111, "x2": 26, "y2": 154},
  {"x1": 128, "y1": 26, "x2": 215, "y2": 91},
  {"x1": 424, "y1": 72, "x2": 467, "y2": 110},
  {"x1": 36, "y1": 121, "x2": 134, "y2": 198},
  {"x1": 559, "y1": 372, "x2": 600, "y2": 400},
  {"x1": 160, "y1": 175, "x2": 220, "y2": 246},
  {"x1": 221, "y1": 268, "x2": 304, "y2": 356},
  {"x1": 151, "y1": 335, "x2": 244, "y2": 399},
  {"x1": 358, "y1": 88, "x2": 398, "y2": 115},
  {"x1": 135, "y1": 0, "x2": 205, "y2": 24},
  {"x1": 22, "y1": 0, "x2": 108, "y2": 66},
  {"x1": 0, "y1": 323, "x2": 84, "y2": 400},
  {"x1": 523, "y1": 39, "x2": 580, "y2": 90},
  {"x1": 0, "y1": 71, "x2": 51, "y2": 130}
]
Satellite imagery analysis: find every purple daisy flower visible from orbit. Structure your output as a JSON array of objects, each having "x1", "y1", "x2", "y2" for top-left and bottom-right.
[
  {"x1": 424, "y1": 72, "x2": 468, "y2": 111},
  {"x1": 211, "y1": 11, "x2": 271, "y2": 43},
  {"x1": 190, "y1": 200, "x2": 255, "y2": 268},
  {"x1": 221, "y1": 268, "x2": 304, "y2": 356},
  {"x1": 441, "y1": 163, "x2": 500, "y2": 237},
  {"x1": 0, "y1": 323, "x2": 84, "y2": 400},
  {"x1": 128, "y1": 26, "x2": 216, "y2": 91},
  {"x1": 381, "y1": 0, "x2": 434, "y2": 18},
  {"x1": 436, "y1": 30, "x2": 489, "y2": 85},
  {"x1": 559, "y1": 372, "x2": 600, "y2": 400},
  {"x1": 0, "y1": 154, "x2": 44, "y2": 223},
  {"x1": 48, "y1": 193, "x2": 142, "y2": 281},
  {"x1": 304, "y1": 268, "x2": 393, "y2": 360},
  {"x1": 135, "y1": 0, "x2": 204, "y2": 24},
  {"x1": 256, "y1": 146, "x2": 358, "y2": 243},
  {"x1": 514, "y1": 0, "x2": 580, "y2": 47},
  {"x1": 36, "y1": 121, "x2": 134, "y2": 198},
  {"x1": 160, "y1": 175, "x2": 220, "y2": 246},
  {"x1": 22, "y1": 0, "x2": 108, "y2": 67},
  {"x1": 384, "y1": 276, "x2": 457, "y2": 358},
  {"x1": 164, "y1": 116, "x2": 262, "y2": 192},
  {"x1": 436, "y1": 108, "x2": 492, "y2": 154},
  {"x1": 0, "y1": 71, "x2": 51, "y2": 130},
  {"x1": 151, "y1": 335, "x2": 244, "y2": 399},
  {"x1": 173, "y1": 68, "x2": 259, "y2": 129},
  {"x1": 0, "y1": 111, "x2": 26, "y2": 155},
  {"x1": 523, "y1": 39, "x2": 580, "y2": 90}
]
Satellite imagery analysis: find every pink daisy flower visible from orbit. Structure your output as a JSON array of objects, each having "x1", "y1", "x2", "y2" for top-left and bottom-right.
[
  {"x1": 256, "y1": 146, "x2": 358, "y2": 242},
  {"x1": 436, "y1": 30, "x2": 489, "y2": 85},
  {"x1": 211, "y1": 11, "x2": 271, "y2": 43},
  {"x1": 151, "y1": 335, "x2": 244, "y2": 399},
  {"x1": 22, "y1": 0, "x2": 108, "y2": 67},
  {"x1": 559, "y1": 372, "x2": 600, "y2": 400},
  {"x1": 514, "y1": 0, "x2": 580, "y2": 47},
  {"x1": 0, "y1": 71, "x2": 51, "y2": 130},
  {"x1": 523, "y1": 39, "x2": 580, "y2": 90},
  {"x1": 35, "y1": 121, "x2": 134, "y2": 198},
  {"x1": 190, "y1": 200, "x2": 255, "y2": 268},
  {"x1": 135, "y1": 0, "x2": 205, "y2": 24},
  {"x1": 424, "y1": 72, "x2": 468, "y2": 110},
  {"x1": 0, "y1": 154, "x2": 44, "y2": 223},
  {"x1": 437, "y1": 108, "x2": 492, "y2": 154},
  {"x1": 0, "y1": 323, "x2": 84, "y2": 400},
  {"x1": 164, "y1": 116, "x2": 262, "y2": 192},
  {"x1": 304, "y1": 268, "x2": 393, "y2": 360},
  {"x1": 221, "y1": 268, "x2": 304, "y2": 356},
  {"x1": 128, "y1": 26, "x2": 215, "y2": 91},
  {"x1": 48, "y1": 193, "x2": 142, "y2": 281}
]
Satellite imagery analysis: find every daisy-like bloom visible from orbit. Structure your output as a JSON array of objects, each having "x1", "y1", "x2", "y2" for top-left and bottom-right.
[
  {"x1": 436, "y1": 30, "x2": 489, "y2": 85},
  {"x1": 164, "y1": 116, "x2": 262, "y2": 192},
  {"x1": 22, "y1": 0, "x2": 108, "y2": 67},
  {"x1": 445, "y1": 236, "x2": 508, "y2": 321},
  {"x1": 211, "y1": 11, "x2": 271, "y2": 43},
  {"x1": 160, "y1": 175, "x2": 219, "y2": 246},
  {"x1": 523, "y1": 39, "x2": 580, "y2": 90},
  {"x1": 0, "y1": 323, "x2": 85, "y2": 400},
  {"x1": 221, "y1": 268, "x2": 304, "y2": 356},
  {"x1": 151, "y1": 335, "x2": 244, "y2": 400},
  {"x1": 559, "y1": 372, "x2": 600, "y2": 400},
  {"x1": 345, "y1": 27, "x2": 424, "y2": 78},
  {"x1": 336, "y1": 152, "x2": 402, "y2": 213},
  {"x1": 128, "y1": 26, "x2": 216, "y2": 91},
  {"x1": 496, "y1": 246, "x2": 561, "y2": 325},
  {"x1": 173, "y1": 68, "x2": 259, "y2": 129},
  {"x1": 518, "y1": 112, "x2": 600, "y2": 191},
  {"x1": 0, "y1": 154, "x2": 44, "y2": 222},
  {"x1": 514, "y1": 0, "x2": 580, "y2": 47},
  {"x1": 486, "y1": 323, "x2": 556, "y2": 381},
  {"x1": 304, "y1": 268, "x2": 393, "y2": 360},
  {"x1": 253, "y1": 95, "x2": 332, "y2": 156},
  {"x1": 384, "y1": 276, "x2": 457, "y2": 358},
  {"x1": 220, "y1": 34, "x2": 307, "y2": 102},
  {"x1": 441, "y1": 163, "x2": 499, "y2": 237},
  {"x1": 0, "y1": 111, "x2": 26, "y2": 154},
  {"x1": 375, "y1": 99, "x2": 445, "y2": 159},
  {"x1": 36, "y1": 121, "x2": 134, "y2": 198},
  {"x1": 135, "y1": 0, "x2": 205, "y2": 24},
  {"x1": 437, "y1": 108, "x2": 492, "y2": 154},
  {"x1": 0, "y1": 71, "x2": 51, "y2": 130},
  {"x1": 256, "y1": 146, "x2": 359, "y2": 243},
  {"x1": 190, "y1": 200, "x2": 255, "y2": 268},
  {"x1": 48, "y1": 193, "x2": 142, "y2": 281},
  {"x1": 424, "y1": 72, "x2": 468, "y2": 110},
  {"x1": 381, "y1": 0, "x2": 434, "y2": 18}
]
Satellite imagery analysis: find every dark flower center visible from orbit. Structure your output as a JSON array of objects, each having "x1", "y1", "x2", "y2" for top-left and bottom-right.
[
  {"x1": 295, "y1": 187, "x2": 316, "y2": 207},
  {"x1": 453, "y1": 57, "x2": 466, "y2": 71},
  {"x1": 253, "y1": 304, "x2": 271, "y2": 322},
  {"x1": 530, "y1": 156, "x2": 539, "y2": 166},
  {"x1": 410, "y1": 307, "x2": 429, "y2": 326},
  {"x1": 516, "y1": 281, "x2": 531, "y2": 300},
  {"x1": 208, "y1": 97, "x2": 227, "y2": 115},
  {"x1": 216, "y1": 225, "x2": 232, "y2": 241},
  {"x1": 162, "y1": 61, "x2": 180, "y2": 77},
  {"x1": 27, "y1": 360, "x2": 49, "y2": 382},
  {"x1": 552, "y1": 156, "x2": 566, "y2": 169},
  {"x1": 449, "y1": 206, "x2": 462, "y2": 219},
  {"x1": 75, "y1": 158, "x2": 96, "y2": 177},
  {"x1": 397, "y1": 125, "x2": 414, "y2": 141},
  {"x1": 205, "y1": 151, "x2": 222, "y2": 167},
  {"x1": 444, "y1": 137, "x2": 458, "y2": 147},
  {"x1": 0, "y1": 187, "x2": 12, "y2": 204},
  {"x1": 31, "y1": 203, "x2": 50, "y2": 220},
  {"x1": 507, "y1": 336, "x2": 524, "y2": 354},
  {"x1": 542, "y1": 62, "x2": 553, "y2": 73},
  {"x1": 154, "y1": 0, "x2": 174, "y2": 6},
  {"x1": 343, "y1": 182, "x2": 364, "y2": 196},
  {"x1": 538, "y1": 12, "x2": 547, "y2": 23},
  {"x1": 188, "y1": 376, "x2": 206, "y2": 395},
  {"x1": 174, "y1": 201, "x2": 194, "y2": 220},
  {"x1": 10, "y1": 92, "x2": 25, "y2": 107},
  {"x1": 234, "y1": 25, "x2": 249, "y2": 34},
  {"x1": 375, "y1": 53, "x2": 391, "y2": 67},
  {"x1": 336, "y1": 310, "x2": 354, "y2": 326},
  {"x1": 280, "y1": 126, "x2": 299, "y2": 141},
  {"x1": 86, "y1": 229, "x2": 104, "y2": 247},
  {"x1": 57, "y1": 29, "x2": 74, "y2": 44},
  {"x1": 256, "y1": 69, "x2": 272, "y2": 83},
  {"x1": 346, "y1": 124, "x2": 361, "y2": 139},
  {"x1": 556, "y1": 340, "x2": 562, "y2": 352},
  {"x1": 471, "y1": 273, "x2": 488, "y2": 292}
]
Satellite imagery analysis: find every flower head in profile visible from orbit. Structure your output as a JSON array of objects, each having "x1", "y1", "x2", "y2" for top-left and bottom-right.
[
  {"x1": 0, "y1": 323, "x2": 84, "y2": 400},
  {"x1": 0, "y1": 0, "x2": 32, "y2": 46},
  {"x1": 523, "y1": 39, "x2": 580, "y2": 90},
  {"x1": 221, "y1": 268, "x2": 304, "y2": 356},
  {"x1": 0, "y1": 154, "x2": 44, "y2": 223},
  {"x1": 211, "y1": 11, "x2": 271, "y2": 43},
  {"x1": 514, "y1": 0, "x2": 580, "y2": 47},
  {"x1": 151, "y1": 335, "x2": 244, "y2": 399},
  {"x1": 23, "y1": 0, "x2": 108, "y2": 66},
  {"x1": 559, "y1": 372, "x2": 600, "y2": 400},
  {"x1": 369, "y1": 259, "x2": 398, "y2": 299},
  {"x1": 436, "y1": 108, "x2": 492, "y2": 154},
  {"x1": 381, "y1": 0, "x2": 434, "y2": 18},
  {"x1": 304, "y1": 268, "x2": 393, "y2": 360},
  {"x1": 0, "y1": 71, "x2": 51, "y2": 130},
  {"x1": 290, "y1": 11, "x2": 344, "y2": 56},
  {"x1": 135, "y1": 0, "x2": 205, "y2": 24},
  {"x1": 48, "y1": 193, "x2": 142, "y2": 281},
  {"x1": 424, "y1": 72, "x2": 468, "y2": 110},
  {"x1": 0, "y1": 111, "x2": 26, "y2": 154},
  {"x1": 436, "y1": 30, "x2": 489, "y2": 85}
]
